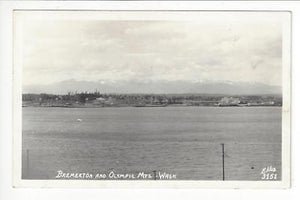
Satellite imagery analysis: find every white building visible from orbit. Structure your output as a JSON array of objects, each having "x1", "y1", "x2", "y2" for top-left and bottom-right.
[{"x1": 219, "y1": 97, "x2": 240, "y2": 106}]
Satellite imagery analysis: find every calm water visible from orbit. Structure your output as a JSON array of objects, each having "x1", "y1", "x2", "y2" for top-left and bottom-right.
[{"x1": 22, "y1": 107, "x2": 282, "y2": 180}]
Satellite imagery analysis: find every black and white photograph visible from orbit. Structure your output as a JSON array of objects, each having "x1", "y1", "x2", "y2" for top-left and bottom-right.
[{"x1": 12, "y1": 10, "x2": 291, "y2": 188}]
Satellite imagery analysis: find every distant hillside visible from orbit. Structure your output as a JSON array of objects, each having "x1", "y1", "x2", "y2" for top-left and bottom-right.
[{"x1": 23, "y1": 79, "x2": 281, "y2": 95}]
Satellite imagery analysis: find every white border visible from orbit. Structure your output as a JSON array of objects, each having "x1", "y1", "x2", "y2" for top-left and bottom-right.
[{"x1": 2, "y1": 2, "x2": 300, "y2": 198}]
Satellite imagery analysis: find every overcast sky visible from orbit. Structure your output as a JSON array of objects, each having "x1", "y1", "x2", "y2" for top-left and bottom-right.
[{"x1": 21, "y1": 12, "x2": 283, "y2": 88}]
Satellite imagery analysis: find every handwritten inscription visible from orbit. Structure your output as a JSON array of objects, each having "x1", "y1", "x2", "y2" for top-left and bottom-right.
[
  {"x1": 261, "y1": 166, "x2": 278, "y2": 180},
  {"x1": 56, "y1": 170, "x2": 94, "y2": 179},
  {"x1": 55, "y1": 170, "x2": 176, "y2": 180}
]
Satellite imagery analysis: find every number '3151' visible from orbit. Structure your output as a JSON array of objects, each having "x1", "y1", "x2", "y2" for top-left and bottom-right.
[{"x1": 261, "y1": 173, "x2": 277, "y2": 180}]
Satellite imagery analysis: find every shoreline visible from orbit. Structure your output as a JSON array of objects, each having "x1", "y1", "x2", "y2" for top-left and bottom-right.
[{"x1": 22, "y1": 105, "x2": 282, "y2": 108}]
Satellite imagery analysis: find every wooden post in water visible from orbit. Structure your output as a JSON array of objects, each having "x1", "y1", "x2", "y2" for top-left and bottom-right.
[
  {"x1": 221, "y1": 143, "x2": 225, "y2": 181},
  {"x1": 153, "y1": 170, "x2": 157, "y2": 180},
  {"x1": 26, "y1": 149, "x2": 30, "y2": 177}
]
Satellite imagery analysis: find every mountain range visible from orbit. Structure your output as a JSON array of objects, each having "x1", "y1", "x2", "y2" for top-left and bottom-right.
[{"x1": 23, "y1": 79, "x2": 281, "y2": 95}]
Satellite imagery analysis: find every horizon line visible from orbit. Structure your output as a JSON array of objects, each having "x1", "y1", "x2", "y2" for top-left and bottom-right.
[{"x1": 22, "y1": 92, "x2": 282, "y2": 96}]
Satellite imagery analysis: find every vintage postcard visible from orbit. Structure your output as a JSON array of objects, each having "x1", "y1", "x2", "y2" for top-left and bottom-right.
[{"x1": 13, "y1": 11, "x2": 291, "y2": 188}]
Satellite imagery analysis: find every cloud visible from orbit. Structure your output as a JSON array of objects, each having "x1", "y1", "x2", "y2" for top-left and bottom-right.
[
  {"x1": 22, "y1": 15, "x2": 282, "y2": 88},
  {"x1": 251, "y1": 59, "x2": 264, "y2": 70}
]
